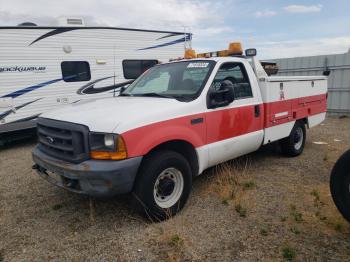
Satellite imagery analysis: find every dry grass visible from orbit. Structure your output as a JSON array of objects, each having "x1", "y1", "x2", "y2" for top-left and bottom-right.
[
  {"x1": 299, "y1": 183, "x2": 350, "y2": 235},
  {"x1": 206, "y1": 158, "x2": 255, "y2": 214},
  {"x1": 145, "y1": 215, "x2": 199, "y2": 261}
]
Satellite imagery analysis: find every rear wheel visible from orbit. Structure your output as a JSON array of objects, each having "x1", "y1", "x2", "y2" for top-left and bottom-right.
[
  {"x1": 280, "y1": 121, "x2": 306, "y2": 157},
  {"x1": 132, "y1": 150, "x2": 192, "y2": 221},
  {"x1": 330, "y1": 150, "x2": 350, "y2": 223}
]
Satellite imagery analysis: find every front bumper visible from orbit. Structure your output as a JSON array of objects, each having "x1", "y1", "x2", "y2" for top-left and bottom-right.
[{"x1": 32, "y1": 146, "x2": 142, "y2": 197}]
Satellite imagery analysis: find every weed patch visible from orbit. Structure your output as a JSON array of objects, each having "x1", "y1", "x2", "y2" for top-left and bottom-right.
[
  {"x1": 290, "y1": 226, "x2": 300, "y2": 235},
  {"x1": 311, "y1": 190, "x2": 320, "y2": 202},
  {"x1": 290, "y1": 205, "x2": 303, "y2": 223},
  {"x1": 222, "y1": 199, "x2": 229, "y2": 206},
  {"x1": 327, "y1": 220, "x2": 346, "y2": 232},
  {"x1": 52, "y1": 203, "x2": 64, "y2": 210},
  {"x1": 210, "y1": 163, "x2": 240, "y2": 202},
  {"x1": 146, "y1": 216, "x2": 196, "y2": 261},
  {"x1": 323, "y1": 153, "x2": 328, "y2": 162},
  {"x1": 242, "y1": 180, "x2": 256, "y2": 191},
  {"x1": 334, "y1": 223, "x2": 343, "y2": 232},
  {"x1": 208, "y1": 159, "x2": 253, "y2": 216},
  {"x1": 169, "y1": 234, "x2": 184, "y2": 248},
  {"x1": 260, "y1": 228, "x2": 268, "y2": 236},
  {"x1": 282, "y1": 246, "x2": 296, "y2": 261},
  {"x1": 235, "y1": 204, "x2": 247, "y2": 217}
]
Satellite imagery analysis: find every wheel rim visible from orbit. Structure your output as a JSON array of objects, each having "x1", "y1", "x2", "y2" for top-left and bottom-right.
[
  {"x1": 153, "y1": 167, "x2": 184, "y2": 209},
  {"x1": 293, "y1": 127, "x2": 303, "y2": 150}
]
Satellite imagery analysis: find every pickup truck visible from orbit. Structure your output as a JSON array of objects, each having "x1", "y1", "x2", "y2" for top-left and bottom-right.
[{"x1": 32, "y1": 43, "x2": 328, "y2": 220}]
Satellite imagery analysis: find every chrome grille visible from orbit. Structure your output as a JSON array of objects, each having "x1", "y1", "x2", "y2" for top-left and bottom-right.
[{"x1": 36, "y1": 118, "x2": 89, "y2": 163}]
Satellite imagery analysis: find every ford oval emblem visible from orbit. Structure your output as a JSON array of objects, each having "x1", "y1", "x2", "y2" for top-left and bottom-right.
[{"x1": 46, "y1": 136, "x2": 54, "y2": 144}]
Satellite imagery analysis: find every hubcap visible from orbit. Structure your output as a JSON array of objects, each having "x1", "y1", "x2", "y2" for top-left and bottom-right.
[
  {"x1": 158, "y1": 177, "x2": 175, "y2": 197},
  {"x1": 154, "y1": 167, "x2": 184, "y2": 209},
  {"x1": 294, "y1": 127, "x2": 303, "y2": 150}
]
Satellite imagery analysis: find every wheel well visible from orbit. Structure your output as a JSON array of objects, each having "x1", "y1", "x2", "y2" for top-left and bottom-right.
[
  {"x1": 145, "y1": 140, "x2": 199, "y2": 176},
  {"x1": 298, "y1": 118, "x2": 308, "y2": 128}
]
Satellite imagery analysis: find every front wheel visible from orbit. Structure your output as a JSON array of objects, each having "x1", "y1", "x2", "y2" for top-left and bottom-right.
[
  {"x1": 132, "y1": 150, "x2": 192, "y2": 221},
  {"x1": 280, "y1": 121, "x2": 306, "y2": 157},
  {"x1": 330, "y1": 150, "x2": 350, "y2": 223}
]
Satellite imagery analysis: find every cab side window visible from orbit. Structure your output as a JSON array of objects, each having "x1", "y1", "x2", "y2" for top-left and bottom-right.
[{"x1": 212, "y1": 63, "x2": 253, "y2": 99}]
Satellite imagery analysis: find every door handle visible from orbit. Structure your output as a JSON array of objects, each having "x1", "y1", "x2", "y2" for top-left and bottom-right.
[
  {"x1": 254, "y1": 105, "x2": 260, "y2": 117},
  {"x1": 191, "y1": 117, "x2": 204, "y2": 125}
]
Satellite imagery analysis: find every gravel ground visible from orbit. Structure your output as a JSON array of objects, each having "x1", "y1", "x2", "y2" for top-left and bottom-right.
[{"x1": 1, "y1": 116, "x2": 350, "y2": 261}]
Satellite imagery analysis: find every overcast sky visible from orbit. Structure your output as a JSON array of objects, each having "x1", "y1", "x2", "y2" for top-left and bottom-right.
[{"x1": 0, "y1": 0, "x2": 349, "y2": 59}]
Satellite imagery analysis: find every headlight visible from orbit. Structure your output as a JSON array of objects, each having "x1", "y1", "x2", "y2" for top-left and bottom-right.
[
  {"x1": 89, "y1": 132, "x2": 127, "y2": 160},
  {"x1": 104, "y1": 134, "x2": 115, "y2": 147}
]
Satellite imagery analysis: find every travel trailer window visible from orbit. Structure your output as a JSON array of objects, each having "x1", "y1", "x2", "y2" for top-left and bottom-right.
[
  {"x1": 61, "y1": 61, "x2": 91, "y2": 82},
  {"x1": 123, "y1": 60, "x2": 158, "y2": 79}
]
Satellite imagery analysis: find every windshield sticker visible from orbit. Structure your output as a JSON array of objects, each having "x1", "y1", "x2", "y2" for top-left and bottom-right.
[{"x1": 187, "y1": 62, "x2": 209, "y2": 68}]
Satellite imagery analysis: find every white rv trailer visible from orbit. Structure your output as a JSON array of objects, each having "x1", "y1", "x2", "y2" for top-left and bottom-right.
[{"x1": 0, "y1": 19, "x2": 190, "y2": 134}]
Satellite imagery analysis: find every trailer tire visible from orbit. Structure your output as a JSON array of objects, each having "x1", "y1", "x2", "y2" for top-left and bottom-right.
[
  {"x1": 330, "y1": 149, "x2": 350, "y2": 223},
  {"x1": 280, "y1": 121, "x2": 306, "y2": 157},
  {"x1": 132, "y1": 150, "x2": 192, "y2": 221}
]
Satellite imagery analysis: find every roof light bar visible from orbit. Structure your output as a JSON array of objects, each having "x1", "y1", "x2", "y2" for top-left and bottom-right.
[{"x1": 184, "y1": 42, "x2": 246, "y2": 59}]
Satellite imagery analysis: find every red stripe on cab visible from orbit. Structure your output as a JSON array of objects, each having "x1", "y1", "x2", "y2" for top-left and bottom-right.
[{"x1": 121, "y1": 93, "x2": 327, "y2": 158}]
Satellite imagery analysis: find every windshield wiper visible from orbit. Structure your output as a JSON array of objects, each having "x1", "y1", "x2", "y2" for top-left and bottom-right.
[
  {"x1": 172, "y1": 94, "x2": 196, "y2": 102},
  {"x1": 119, "y1": 93, "x2": 133, "y2": 96},
  {"x1": 132, "y1": 93, "x2": 175, "y2": 99},
  {"x1": 120, "y1": 92, "x2": 193, "y2": 102}
]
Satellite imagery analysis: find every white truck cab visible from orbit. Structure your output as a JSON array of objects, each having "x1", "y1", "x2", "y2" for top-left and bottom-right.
[{"x1": 32, "y1": 43, "x2": 328, "y2": 220}]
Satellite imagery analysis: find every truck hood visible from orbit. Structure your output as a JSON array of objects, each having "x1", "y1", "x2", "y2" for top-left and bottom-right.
[{"x1": 41, "y1": 97, "x2": 198, "y2": 133}]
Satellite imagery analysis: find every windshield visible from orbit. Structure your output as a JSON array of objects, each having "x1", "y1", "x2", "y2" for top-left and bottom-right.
[{"x1": 122, "y1": 60, "x2": 215, "y2": 101}]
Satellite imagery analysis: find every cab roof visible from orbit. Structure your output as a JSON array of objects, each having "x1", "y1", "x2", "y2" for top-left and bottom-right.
[{"x1": 168, "y1": 56, "x2": 248, "y2": 64}]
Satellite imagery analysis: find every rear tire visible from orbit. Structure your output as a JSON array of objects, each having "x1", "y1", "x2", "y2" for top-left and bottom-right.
[
  {"x1": 330, "y1": 150, "x2": 350, "y2": 223},
  {"x1": 280, "y1": 121, "x2": 306, "y2": 157},
  {"x1": 132, "y1": 150, "x2": 192, "y2": 221}
]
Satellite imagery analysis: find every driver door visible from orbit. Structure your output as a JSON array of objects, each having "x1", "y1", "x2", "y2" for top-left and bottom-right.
[{"x1": 206, "y1": 62, "x2": 264, "y2": 167}]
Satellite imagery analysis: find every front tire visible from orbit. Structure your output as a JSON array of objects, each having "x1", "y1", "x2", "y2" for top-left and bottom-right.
[
  {"x1": 330, "y1": 150, "x2": 350, "y2": 223},
  {"x1": 132, "y1": 150, "x2": 192, "y2": 221},
  {"x1": 280, "y1": 121, "x2": 306, "y2": 157}
]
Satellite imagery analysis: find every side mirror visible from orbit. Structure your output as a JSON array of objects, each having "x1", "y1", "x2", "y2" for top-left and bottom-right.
[
  {"x1": 323, "y1": 70, "x2": 331, "y2": 76},
  {"x1": 207, "y1": 80, "x2": 235, "y2": 109},
  {"x1": 245, "y1": 48, "x2": 257, "y2": 57}
]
